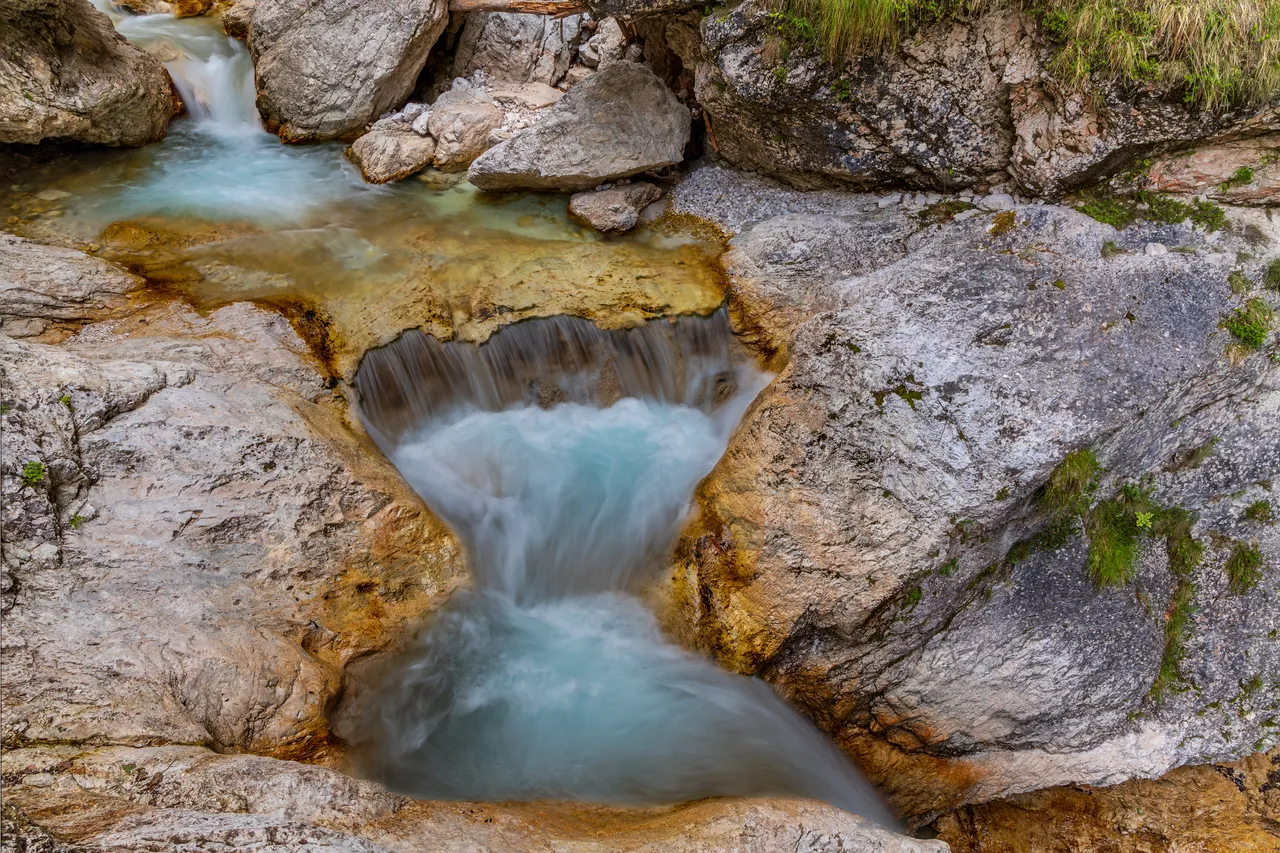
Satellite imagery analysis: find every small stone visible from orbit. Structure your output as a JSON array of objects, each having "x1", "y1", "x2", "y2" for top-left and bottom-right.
[
  {"x1": 347, "y1": 129, "x2": 437, "y2": 183},
  {"x1": 568, "y1": 182, "x2": 663, "y2": 233},
  {"x1": 981, "y1": 193, "x2": 1015, "y2": 210},
  {"x1": 1145, "y1": 242, "x2": 1169, "y2": 256},
  {"x1": 953, "y1": 209, "x2": 979, "y2": 222},
  {"x1": 877, "y1": 194, "x2": 902, "y2": 208}
]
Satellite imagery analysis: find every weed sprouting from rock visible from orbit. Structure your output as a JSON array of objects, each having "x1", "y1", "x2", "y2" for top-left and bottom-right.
[
  {"x1": 21, "y1": 461, "x2": 45, "y2": 488},
  {"x1": 1225, "y1": 541, "x2": 1265, "y2": 594},
  {"x1": 1222, "y1": 298, "x2": 1275, "y2": 349},
  {"x1": 1244, "y1": 500, "x2": 1275, "y2": 523}
]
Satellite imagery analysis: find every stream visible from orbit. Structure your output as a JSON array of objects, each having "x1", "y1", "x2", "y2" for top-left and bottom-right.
[{"x1": 20, "y1": 1, "x2": 897, "y2": 829}]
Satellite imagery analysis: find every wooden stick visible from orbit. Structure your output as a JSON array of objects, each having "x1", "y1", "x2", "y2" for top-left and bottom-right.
[{"x1": 448, "y1": 0, "x2": 587, "y2": 17}]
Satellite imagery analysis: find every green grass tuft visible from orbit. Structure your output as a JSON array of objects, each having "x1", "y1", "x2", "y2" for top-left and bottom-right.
[
  {"x1": 1266, "y1": 259, "x2": 1280, "y2": 291},
  {"x1": 772, "y1": 0, "x2": 1280, "y2": 109},
  {"x1": 1225, "y1": 541, "x2": 1265, "y2": 594},
  {"x1": 1222, "y1": 298, "x2": 1275, "y2": 349},
  {"x1": 1244, "y1": 500, "x2": 1275, "y2": 523},
  {"x1": 1041, "y1": 448, "x2": 1100, "y2": 517}
]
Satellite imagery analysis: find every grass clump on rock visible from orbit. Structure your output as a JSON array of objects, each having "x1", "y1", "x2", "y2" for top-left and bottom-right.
[
  {"x1": 1225, "y1": 541, "x2": 1265, "y2": 594},
  {"x1": 772, "y1": 0, "x2": 1280, "y2": 108},
  {"x1": 1222, "y1": 298, "x2": 1275, "y2": 349},
  {"x1": 1265, "y1": 259, "x2": 1280, "y2": 291},
  {"x1": 1244, "y1": 500, "x2": 1275, "y2": 523}
]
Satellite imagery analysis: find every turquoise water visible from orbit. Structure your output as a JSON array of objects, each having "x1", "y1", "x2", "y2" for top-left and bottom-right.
[{"x1": 355, "y1": 316, "x2": 898, "y2": 826}]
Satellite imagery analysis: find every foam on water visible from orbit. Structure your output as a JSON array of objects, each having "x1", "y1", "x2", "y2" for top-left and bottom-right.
[{"x1": 354, "y1": 313, "x2": 899, "y2": 827}]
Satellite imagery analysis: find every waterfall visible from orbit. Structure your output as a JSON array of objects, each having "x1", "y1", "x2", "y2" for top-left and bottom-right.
[
  {"x1": 83, "y1": 1, "x2": 376, "y2": 225},
  {"x1": 351, "y1": 312, "x2": 898, "y2": 827}
]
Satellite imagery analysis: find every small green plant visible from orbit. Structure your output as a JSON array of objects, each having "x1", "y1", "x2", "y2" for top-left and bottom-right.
[
  {"x1": 1219, "y1": 166, "x2": 1255, "y2": 192},
  {"x1": 904, "y1": 585, "x2": 923, "y2": 608},
  {"x1": 59, "y1": 393, "x2": 72, "y2": 408},
  {"x1": 68, "y1": 513, "x2": 85, "y2": 529},
  {"x1": 1225, "y1": 541, "x2": 1265, "y2": 594},
  {"x1": 1052, "y1": 279, "x2": 1066, "y2": 290},
  {"x1": 1136, "y1": 511, "x2": 1154, "y2": 530},
  {"x1": 1085, "y1": 485, "x2": 1159, "y2": 587},
  {"x1": 1189, "y1": 199, "x2": 1228, "y2": 232},
  {"x1": 995, "y1": 485, "x2": 1011, "y2": 501},
  {"x1": 1079, "y1": 197, "x2": 1134, "y2": 229},
  {"x1": 1150, "y1": 578, "x2": 1197, "y2": 703},
  {"x1": 1222, "y1": 298, "x2": 1275, "y2": 349},
  {"x1": 772, "y1": 65, "x2": 789, "y2": 83},
  {"x1": 1101, "y1": 239, "x2": 1125, "y2": 258},
  {"x1": 1265, "y1": 259, "x2": 1280, "y2": 291},
  {"x1": 1244, "y1": 500, "x2": 1275, "y2": 523},
  {"x1": 938, "y1": 558, "x2": 958, "y2": 577},
  {"x1": 21, "y1": 461, "x2": 45, "y2": 487}
]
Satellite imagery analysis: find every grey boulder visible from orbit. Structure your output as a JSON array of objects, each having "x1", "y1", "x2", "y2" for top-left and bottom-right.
[
  {"x1": 468, "y1": 61, "x2": 689, "y2": 192},
  {"x1": 248, "y1": 0, "x2": 448, "y2": 142},
  {"x1": 569, "y1": 181, "x2": 662, "y2": 232},
  {"x1": 0, "y1": 0, "x2": 178, "y2": 146},
  {"x1": 347, "y1": 127, "x2": 437, "y2": 183}
]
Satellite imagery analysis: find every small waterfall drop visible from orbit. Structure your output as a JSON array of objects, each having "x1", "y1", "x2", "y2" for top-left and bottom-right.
[
  {"x1": 352, "y1": 312, "x2": 898, "y2": 826},
  {"x1": 81, "y1": 1, "x2": 375, "y2": 225}
]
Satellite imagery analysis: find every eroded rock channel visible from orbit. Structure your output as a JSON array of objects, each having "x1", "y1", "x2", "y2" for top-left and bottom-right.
[{"x1": 2, "y1": 0, "x2": 1278, "y2": 851}]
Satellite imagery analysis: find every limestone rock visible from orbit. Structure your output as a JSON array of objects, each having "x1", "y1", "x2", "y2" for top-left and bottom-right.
[
  {"x1": 248, "y1": 0, "x2": 448, "y2": 142},
  {"x1": 935, "y1": 750, "x2": 1280, "y2": 852},
  {"x1": 580, "y1": 17, "x2": 626, "y2": 70},
  {"x1": 451, "y1": 11, "x2": 585, "y2": 87},
  {"x1": 0, "y1": 0, "x2": 179, "y2": 146},
  {"x1": 426, "y1": 86, "x2": 504, "y2": 172},
  {"x1": 670, "y1": 167, "x2": 1280, "y2": 819},
  {"x1": 1141, "y1": 134, "x2": 1280, "y2": 206},
  {"x1": 569, "y1": 181, "x2": 663, "y2": 232},
  {"x1": 2, "y1": 745, "x2": 946, "y2": 853},
  {"x1": 0, "y1": 233, "x2": 143, "y2": 338},
  {"x1": 1, "y1": 297, "x2": 458, "y2": 756},
  {"x1": 671, "y1": 1, "x2": 1276, "y2": 197},
  {"x1": 348, "y1": 128, "x2": 437, "y2": 183},
  {"x1": 469, "y1": 61, "x2": 690, "y2": 192},
  {"x1": 222, "y1": 0, "x2": 255, "y2": 39}
]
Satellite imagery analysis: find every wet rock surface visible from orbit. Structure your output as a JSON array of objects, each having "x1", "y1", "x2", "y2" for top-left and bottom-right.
[
  {"x1": 569, "y1": 181, "x2": 663, "y2": 232},
  {"x1": 248, "y1": 0, "x2": 448, "y2": 141},
  {"x1": 347, "y1": 127, "x2": 437, "y2": 183},
  {"x1": 670, "y1": 167, "x2": 1280, "y2": 823},
  {"x1": 0, "y1": 237, "x2": 943, "y2": 853},
  {"x1": 468, "y1": 61, "x2": 690, "y2": 191},
  {"x1": 0, "y1": 0, "x2": 179, "y2": 146}
]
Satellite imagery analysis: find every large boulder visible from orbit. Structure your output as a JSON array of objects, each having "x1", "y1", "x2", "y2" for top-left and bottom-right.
[
  {"x1": 425, "y1": 85, "x2": 504, "y2": 172},
  {"x1": 468, "y1": 61, "x2": 690, "y2": 192},
  {"x1": 0, "y1": 0, "x2": 178, "y2": 146},
  {"x1": 668, "y1": 2, "x2": 1277, "y2": 197},
  {"x1": 451, "y1": 11, "x2": 585, "y2": 87},
  {"x1": 248, "y1": 0, "x2": 448, "y2": 142},
  {"x1": 669, "y1": 168, "x2": 1280, "y2": 820}
]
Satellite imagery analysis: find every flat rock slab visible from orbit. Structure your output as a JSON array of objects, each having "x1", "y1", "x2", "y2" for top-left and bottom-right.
[{"x1": 468, "y1": 61, "x2": 690, "y2": 192}]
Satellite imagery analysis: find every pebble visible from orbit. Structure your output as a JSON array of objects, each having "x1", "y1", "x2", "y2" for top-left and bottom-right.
[
  {"x1": 1144, "y1": 242, "x2": 1169, "y2": 256},
  {"x1": 980, "y1": 193, "x2": 1015, "y2": 210}
]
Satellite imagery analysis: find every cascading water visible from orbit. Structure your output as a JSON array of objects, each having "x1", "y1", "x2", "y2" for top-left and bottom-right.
[
  {"x1": 352, "y1": 312, "x2": 897, "y2": 826},
  {"x1": 79, "y1": 1, "x2": 376, "y2": 225}
]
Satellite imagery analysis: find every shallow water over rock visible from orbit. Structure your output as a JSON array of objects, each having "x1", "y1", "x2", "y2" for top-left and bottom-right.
[{"x1": 4, "y1": 5, "x2": 725, "y2": 375}]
